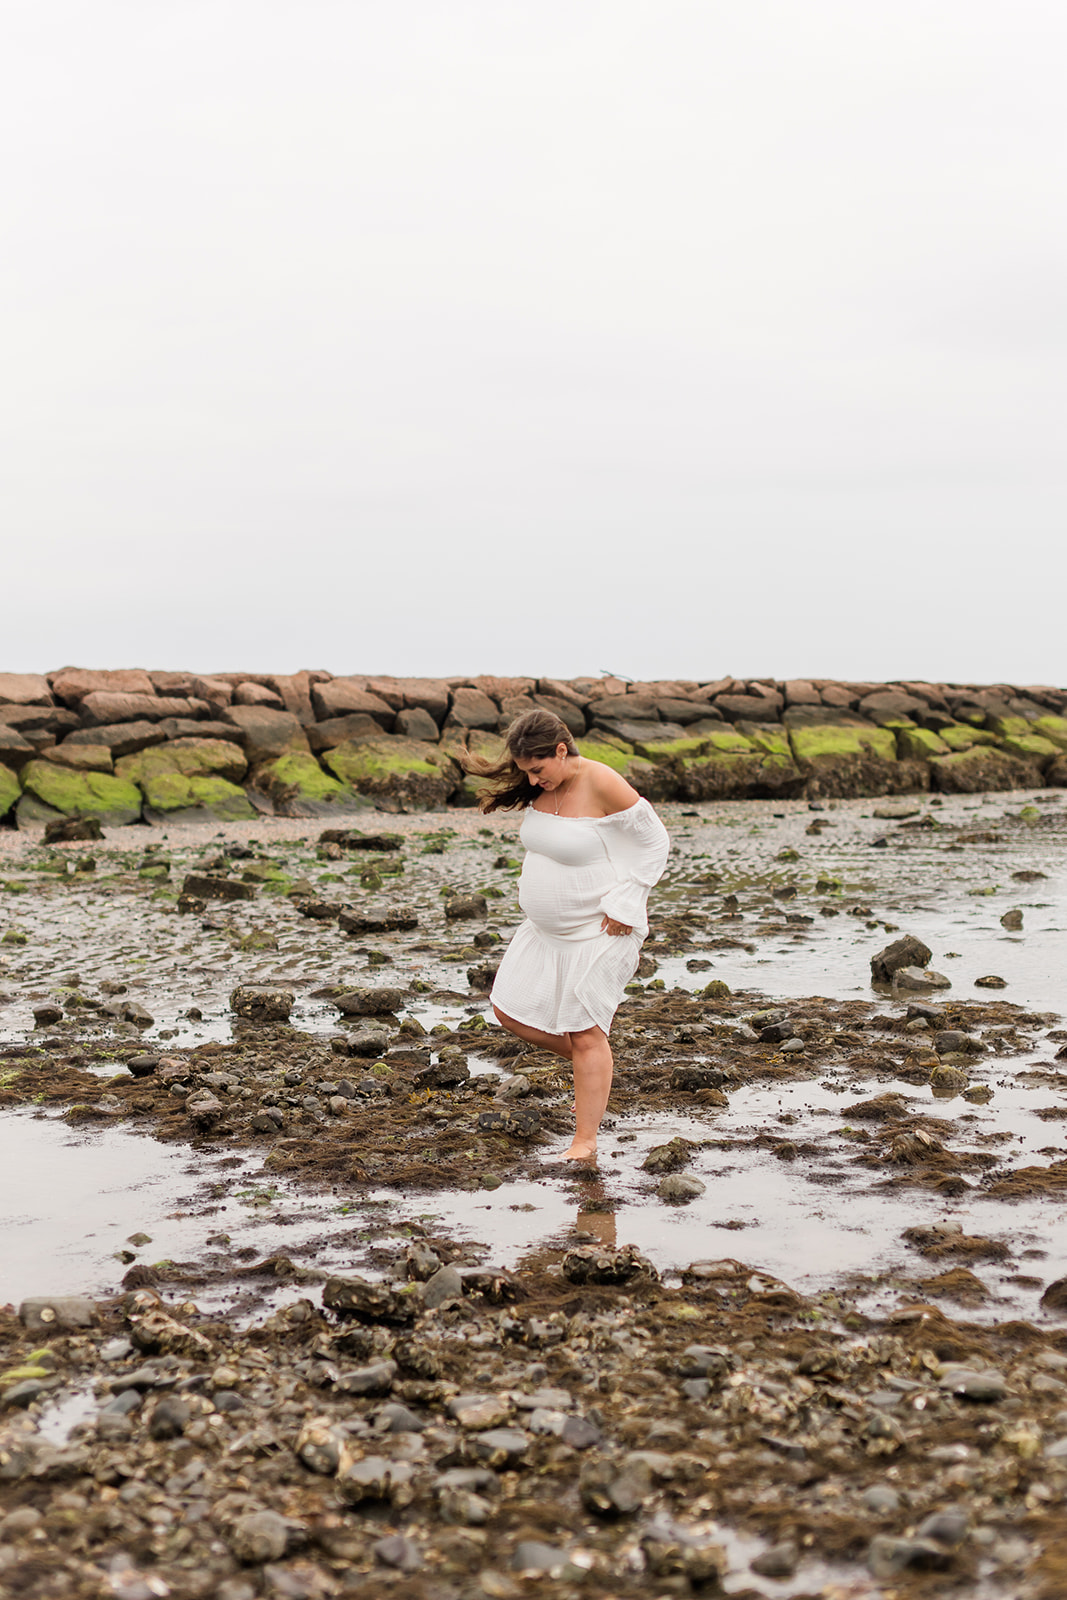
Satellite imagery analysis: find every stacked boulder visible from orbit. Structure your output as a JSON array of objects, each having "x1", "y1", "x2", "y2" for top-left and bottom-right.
[{"x1": 1, "y1": 669, "x2": 1065, "y2": 828}]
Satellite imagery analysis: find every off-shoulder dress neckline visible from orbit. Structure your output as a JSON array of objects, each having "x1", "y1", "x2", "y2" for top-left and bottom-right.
[{"x1": 527, "y1": 797, "x2": 649, "y2": 823}]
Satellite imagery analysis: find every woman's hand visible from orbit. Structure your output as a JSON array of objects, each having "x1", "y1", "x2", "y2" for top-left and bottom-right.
[{"x1": 601, "y1": 915, "x2": 633, "y2": 937}]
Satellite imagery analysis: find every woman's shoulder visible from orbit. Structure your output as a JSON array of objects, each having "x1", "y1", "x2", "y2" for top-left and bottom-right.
[{"x1": 583, "y1": 759, "x2": 641, "y2": 815}]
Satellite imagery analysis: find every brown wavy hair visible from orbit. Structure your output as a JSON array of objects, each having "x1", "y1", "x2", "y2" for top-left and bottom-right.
[{"x1": 462, "y1": 708, "x2": 579, "y2": 813}]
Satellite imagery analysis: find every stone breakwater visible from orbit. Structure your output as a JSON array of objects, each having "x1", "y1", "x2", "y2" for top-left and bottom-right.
[{"x1": 1, "y1": 669, "x2": 1066, "y2": 829}]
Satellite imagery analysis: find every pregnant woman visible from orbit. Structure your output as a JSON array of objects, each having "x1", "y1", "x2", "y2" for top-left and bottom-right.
[{"x1": 465, "y1": 709, "x2": 670, "y2": 1162}]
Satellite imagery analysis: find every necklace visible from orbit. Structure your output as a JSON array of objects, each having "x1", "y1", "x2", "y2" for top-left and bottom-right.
[{"x1": 553, "y1": 757, "x2": 581, "y2": 815}]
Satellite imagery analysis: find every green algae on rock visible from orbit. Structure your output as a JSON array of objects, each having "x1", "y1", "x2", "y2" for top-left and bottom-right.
[
  {"x1": 938, "y1": 724, "x2": 1001, "y2": 752},
  {"x1": 113, "y1": 740, "x2": 256, "y2": 822},
  {"x1": 324, "y1": 738, "x2": 460, "y2": 810},
  {"x1": 788, "y1": 720, "x2": 897, "y2": 766},
  {"x1": 0, "y1": 764, "x2": 20, "y2": 819},
  {"x1": 18, "y1": 760, "x2": 142, "y2": 826},
  {"x1": 251, "y1": 752, "x2": 359, "y2": 816},
  {"x1": 141, "y1": 772, "x2": 256, "y2": 823},
  {"x1": 116, "y1": 738, "x2": 248, "y2": 787},
  {"x1": 895, "y1": 726, "x2": 950, "y2": 760},
  {"x1": 1032, "y1": 714, "x2": 1067, "y2": 750},
  {"x1": 677, "y1": 751, "x2": 799, "y2": 800}
]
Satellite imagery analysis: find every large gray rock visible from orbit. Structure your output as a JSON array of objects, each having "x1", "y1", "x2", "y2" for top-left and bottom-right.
[
  {"x1": 367, "y1": 677, "x2": 451, "y2": 722},
  {"x1": 79, "y1": 692, "x2": 208, "y2": 726},
  {"x1": 308, "y1": 713, "x2": 390, "y2": 752},
  {"x1": 395, "y1": 707, "x2": 441, "y2": 742},
  {"x1": 50, "y1": 668, "x2": 156, "y2": 705},
  {"x1": 62, "y1": 722, "x2": 168, "y2": 758},
  {"x1": 715, "y1": 693, "x2": 782, "y2": 722},
  {"x1": 219, "y1": 706, "x2": 309, "y2": 759},
  {"x1": 311, "y1": 679, "x2": 395, "y2": 726},
  {"x1": 443, "y1": 688, "x2": 499, "y2": 731}
]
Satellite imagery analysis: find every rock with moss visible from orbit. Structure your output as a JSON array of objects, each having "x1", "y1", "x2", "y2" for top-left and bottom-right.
[
  {"x1": 1032, "y1": 715, "x2": 1067, "y2": 751},
  {"x1": 18, "y1": 760, "x2": 142, "y2": 826},
  {"x1": 930, "y1": 746, "x2": 1041, "y2": 794},
  {"x1": 146, "y1": 772, "x2": 256, "y2": 823},
  {"x1": 1046, "y1": 754, "x2": 1067, "y2": 788},
  {"x1": 999, "y1": 732, "x2": 1062, "y2": 763},
  {"x1": 0, "y1": 764, "x2": 19, "y2": 820},
  {"x1": 117, "y1": 739, "x2": 248, "y2": 786},
  {"x1": 676, "y1": 750, "x2": 800, "y2": 800},
  {"x1": 938, "y1": 724, "x2": 1000, "y2": 752},
  {"x1": 323, "y1": 738, "x2": 461, "y2": 810},
  {"x1": 252, "y1": 752, "x2": 364, "y2": 816},
  {"x1": 114, "y1": 740, "x2": 255, "y2": 823},
  {"x1": 785, "y1": 716, "x2": 907, "y2": 798},
  {"x1": 895, "y1": 726, "x2": 950, "y2": 760}
]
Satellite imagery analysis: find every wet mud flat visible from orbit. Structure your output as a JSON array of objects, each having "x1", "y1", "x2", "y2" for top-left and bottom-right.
[{"x1": 1, "y1": 791, "x2": 1067, "y2": 1597}]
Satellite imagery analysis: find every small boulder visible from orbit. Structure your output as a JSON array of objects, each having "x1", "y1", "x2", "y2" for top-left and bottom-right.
[
  {"x1": 323, "y1": 1275, "x2": 417, "y2": 1324},
  {"x1": 230, "y1": 985, "x2": 294, "y2": 1022},
  {"x1": 562, "y1": 1244, "x2": 657, "y2": 1285},
  {"x1": 871, "y1": 935, "x2": 933, "y2": 983},
  {"x1": 657, "y1": 1173, "x2": 706, "y2": 1203},
  {"x1": 333, "y1": 986, "x2": 404, "y2": 1016},
  {"x1": 642, "y1": 1137, "x2": 692, "y2": 1173},
  {"x1": 445, "y1": 892, "x2": 488, "y2": 920}
]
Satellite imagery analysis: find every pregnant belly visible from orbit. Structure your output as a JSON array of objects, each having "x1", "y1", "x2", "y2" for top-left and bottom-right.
[{"x1": 518, "y1": 857, "x2": 613, "y2": 940}]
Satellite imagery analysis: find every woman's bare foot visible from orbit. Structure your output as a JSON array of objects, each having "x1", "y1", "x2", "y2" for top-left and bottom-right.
[{"x1": 560, "y1": 1137, "x2": 597, "y2": 1162}]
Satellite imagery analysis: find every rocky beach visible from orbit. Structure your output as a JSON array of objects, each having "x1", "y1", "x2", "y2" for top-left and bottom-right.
[{"x1": 1, "y1": 669, "x2": 1067, "y2": 1598}]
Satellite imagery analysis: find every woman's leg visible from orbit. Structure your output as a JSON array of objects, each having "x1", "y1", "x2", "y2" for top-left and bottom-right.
[
  {"x1": 492, "y1": 1006, "x2": 573, "y2": 1060},
  {"x1": 566, "y1": 1025, "x2": 613, "y2": 1160}
]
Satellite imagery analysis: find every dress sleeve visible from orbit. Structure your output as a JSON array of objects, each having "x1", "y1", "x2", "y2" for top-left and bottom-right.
[{"x1": 596, "y1": 798, "x2": 670, "y2": 936}]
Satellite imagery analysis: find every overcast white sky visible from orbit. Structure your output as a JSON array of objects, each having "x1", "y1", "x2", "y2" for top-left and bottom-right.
[{"x1": 3, "y1": 1, "x2": 1065, "y2": 684}]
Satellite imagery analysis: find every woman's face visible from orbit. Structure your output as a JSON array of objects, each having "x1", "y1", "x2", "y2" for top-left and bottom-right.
[{"x1": 514, "y1": 743, "x2": 571, "y2": 790}]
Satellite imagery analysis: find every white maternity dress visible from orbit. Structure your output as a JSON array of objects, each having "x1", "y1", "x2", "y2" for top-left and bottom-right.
[{"x1": 490, "y1": 797, "x2": 670, "y2": 1035}]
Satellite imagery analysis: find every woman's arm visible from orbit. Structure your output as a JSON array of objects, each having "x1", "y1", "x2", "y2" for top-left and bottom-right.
[{"x1": 593, "y1": 782, "x2": 670, "y2": 938}]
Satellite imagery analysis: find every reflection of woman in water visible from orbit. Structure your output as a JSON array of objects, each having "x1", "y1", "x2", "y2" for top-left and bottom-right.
[{"x1": 465, "y1": 710, "x2": 670, "y2": 1162}]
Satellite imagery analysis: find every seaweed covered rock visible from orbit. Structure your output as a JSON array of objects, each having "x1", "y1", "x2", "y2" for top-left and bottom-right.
[
  {"x1": 17, "y1": 760, "x2": 142, "y2": 826},
  {"x1": 323, "y1": 738, "x2": 460, "y2": 810},
  {"x1": 116, "y1": 739, "x2": 255, "y2": 822},
  {"x1": 0, "y1": 763, "x2": 19, "y2": 820},
  {"x1": 785, "y1": 713, "x2": 899, "y2": 798},
  {"x1": 251, "y1": 752, "x2": 357, "y2": 816}
]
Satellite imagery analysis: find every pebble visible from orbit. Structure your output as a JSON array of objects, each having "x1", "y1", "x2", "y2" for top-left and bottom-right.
[
  {"x1": 229, "y1": 1509, "x2": 291, "y2": 1564},
  {"x1": 469, "y1": 1427, "x2": 529, "y2": 1467},
  {"x1": 750, "y1": 1540, "x2": 798, "y2": 1577},
  {"x1": 372, "y1": 1533, "x2": 422, "y2": 1571},
  {"x1": 862, "y1": 1483, "x2": 901, "y2": 1514},
  {"x1": 939, "y1": 1367, "x2": 1008, "y2": 1402}
]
